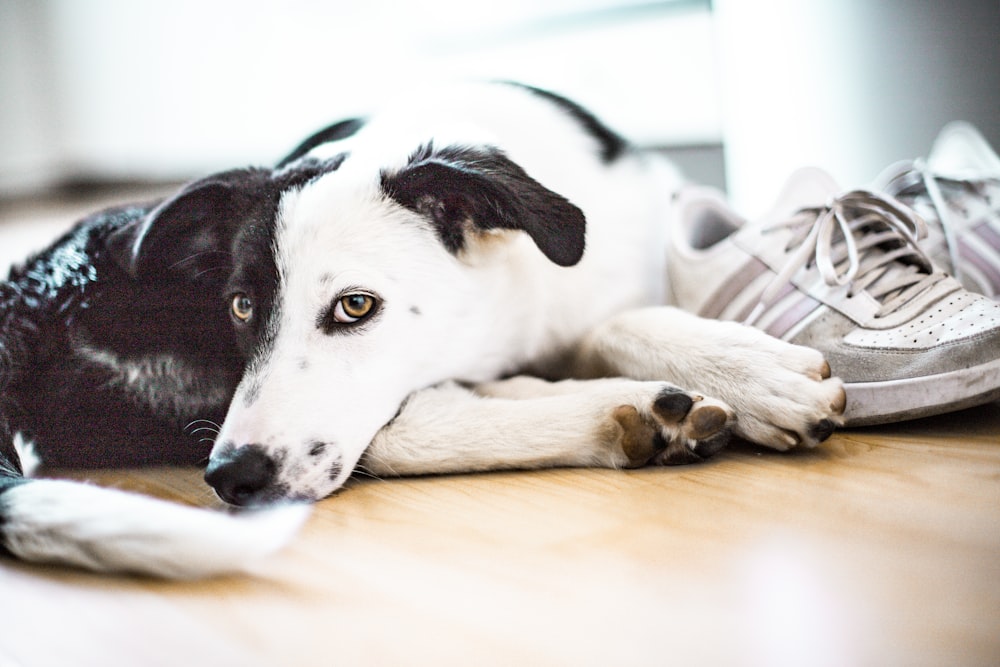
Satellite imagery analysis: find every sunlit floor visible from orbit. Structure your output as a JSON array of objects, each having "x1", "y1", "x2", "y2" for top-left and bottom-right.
[{"x1": 1, "y1": 188, "x2": 998, "y2": 666}]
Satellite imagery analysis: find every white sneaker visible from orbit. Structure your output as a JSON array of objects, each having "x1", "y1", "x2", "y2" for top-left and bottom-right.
[
  {"x1": 667, "y1": 167, "x2": 1000, "y2": 426},
  {"x1": 877, "y1": 121, "x2": 1000, "y2": 298}
]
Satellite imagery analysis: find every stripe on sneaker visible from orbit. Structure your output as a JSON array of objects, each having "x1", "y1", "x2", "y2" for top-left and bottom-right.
[
  {"x1": 958, "y1": 220, "x2": 1000, "y2": 296},
  {"x1": 762, "y1": 293, "x2": 822, "y2": 339},
  {"x1": 698, "y1": 257, "x2": 770, "y2": 319},
  {"x1": 780, "y1": 303, "x2": 829, "y2": 342},
  {"x1": 734, "y1": 280, "x2": 794, "y2": 324},
  {"x1": 975, "y1": 218, "x2": 1000, "y2": 251}
]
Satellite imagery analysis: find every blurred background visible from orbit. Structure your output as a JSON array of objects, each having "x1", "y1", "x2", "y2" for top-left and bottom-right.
[{"x1": 1, "y1": 0, "x2": 998, "y2": 216}]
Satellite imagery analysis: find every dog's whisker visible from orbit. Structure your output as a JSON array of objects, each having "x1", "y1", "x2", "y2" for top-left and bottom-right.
[
  {"x1": 351, "y1": 466, "x2": 386, "y2": 482},
  {"x1": 186, "y1": 419, "x2": 221, "y2": 427},
  {"x1": 191, "y1": 266, "x2": 229, "y2": 281},
  {"x1": 167, "y1": 250, "x2": 232, "y2": 273},
  {"x1": 353, "y1": 457, "x2": 391, "y2": 481},
  {"x1": 185, "y1": 419, "x2": 222, "y2": 435}
]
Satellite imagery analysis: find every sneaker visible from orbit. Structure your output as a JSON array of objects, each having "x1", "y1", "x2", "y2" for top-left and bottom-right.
[
  {"x1": 667, "y1": 167, "x2": 1000, "y2": 426},
  {"x1": 877, "y1": 121, "x2": 1000, "y2": 298}
]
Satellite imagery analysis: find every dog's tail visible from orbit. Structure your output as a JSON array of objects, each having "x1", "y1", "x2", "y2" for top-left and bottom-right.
[{"x1": 0, "y1": 434, "x2": 310, "y2": 579}]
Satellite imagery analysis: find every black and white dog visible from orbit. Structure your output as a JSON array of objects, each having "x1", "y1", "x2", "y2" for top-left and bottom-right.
[{"x1": 0, "y1": 83, "x2": 844, "y2": 577}]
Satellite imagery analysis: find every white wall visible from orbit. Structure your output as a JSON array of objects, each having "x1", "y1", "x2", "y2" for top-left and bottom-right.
[
  {"x1": 0, "y1": 0, "x2": 720, "y2": 195},
  {"x1": 715, "y1": 0, "x2": 1000, "y2": 215},
  {"x1": 5, "y1": 0, "x2": 997, "y2": 204}
]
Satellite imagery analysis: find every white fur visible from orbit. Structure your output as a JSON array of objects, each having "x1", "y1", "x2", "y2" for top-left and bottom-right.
[
  {"x1": 362, "y1": 377, "x2": 734, "y2": 476},
  {"x1": 12, "y1": 433, "x2": 40, "y2": 478},
  {"x1": 211, "y1": 83, "x2": 844, "y2": 502},
  {"x1": 568, "y1": 307, "x2": 844, "y2": 450},
  {"x1": 0, "y1": 480, "x2": 309, "y2": 578},
  {"x1": 76, "y1": 344, "x2": 231, "y2": 416}
]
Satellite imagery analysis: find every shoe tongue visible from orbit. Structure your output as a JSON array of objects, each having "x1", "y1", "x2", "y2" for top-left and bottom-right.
[
  {"x1": 928, "y1": 121, "x2": 1000, "y2": 179},
  {"x1": 760, "y1": 167, "x2": 842, "y2": 224}
]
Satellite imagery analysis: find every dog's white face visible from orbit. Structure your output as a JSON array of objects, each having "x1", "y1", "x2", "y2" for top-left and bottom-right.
[
  {"x1": 211, "y1": 168, "x2": 471, "y2": 502},
  {"x1": 122, "y1": 140, "x2": 585, "y2": 505}
]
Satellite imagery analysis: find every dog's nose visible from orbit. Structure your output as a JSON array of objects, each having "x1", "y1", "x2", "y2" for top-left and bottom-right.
[{"x1": 204, "y1": 444, "x2": 277, "y2": 506}]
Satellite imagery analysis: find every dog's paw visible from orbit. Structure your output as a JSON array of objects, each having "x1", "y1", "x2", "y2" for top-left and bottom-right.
[
  {"x1": 611, "y1": 386, "x2": 734, "y2": 467},
  {"x1": 711, "y1": 327, "x2": 846, "y2": 451}
]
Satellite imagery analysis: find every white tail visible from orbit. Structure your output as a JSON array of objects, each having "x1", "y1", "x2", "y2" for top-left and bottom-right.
[{"x1": 0, "y1": 478, "x2": 310, "y2": 579}]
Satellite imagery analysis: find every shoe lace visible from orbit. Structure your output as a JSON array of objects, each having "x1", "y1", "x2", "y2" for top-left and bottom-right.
[
  {"x1": 746, "y1": 190, "x2": 945, "y2": 325},
  {"x1": 883, "y1": 159, "x2": 1000, "y2": 284}
]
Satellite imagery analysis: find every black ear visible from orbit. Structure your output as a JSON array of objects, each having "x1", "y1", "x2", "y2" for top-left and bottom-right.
[
  {"x1": 278, "y1": 117, "x2": 366, "y2": 167},
  {"x1": 106, "y1": 160, "x2": 344, "y2": 280},
  {"x1": 381, "y1": 144, "x2": 586, "y2": 266},
  {"x1": 106, "y1": 176, "x2": 252, "y2": 280}
]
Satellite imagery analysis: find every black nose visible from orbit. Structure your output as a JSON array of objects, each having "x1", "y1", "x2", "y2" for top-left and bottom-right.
[{"x1": 205, "y1": 444, "x2": 277, "y2": 506}]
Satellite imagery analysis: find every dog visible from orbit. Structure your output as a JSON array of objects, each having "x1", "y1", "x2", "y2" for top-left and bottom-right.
[{"x1": 0, "y1": 82, "x2": 844, "y2": 577}]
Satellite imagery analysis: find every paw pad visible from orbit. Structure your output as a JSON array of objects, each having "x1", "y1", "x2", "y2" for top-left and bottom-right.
[
  {"x1": 652, "y1": 388, "x2": 695, "y2": 423},
  {"x1": 687, "y1": 405, "x2": 730, "y2": 440},
  {"x1": 612, "y1": 405, "x2": 665, "y2": 467}
]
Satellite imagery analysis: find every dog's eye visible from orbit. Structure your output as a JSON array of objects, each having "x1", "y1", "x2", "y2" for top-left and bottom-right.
[
  {"x1": 231, "y1": 293, "x2": 253, "y2": 322},
  {"x1": 333, "y1": 293, "x2": 377, "y2": 323}
]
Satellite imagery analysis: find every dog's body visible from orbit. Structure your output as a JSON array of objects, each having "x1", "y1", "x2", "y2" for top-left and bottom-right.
[{"x1": 0, "y1": 83, "x2": 844, "y2": 577}]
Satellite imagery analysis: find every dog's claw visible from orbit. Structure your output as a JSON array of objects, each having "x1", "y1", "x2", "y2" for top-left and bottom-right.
[
  {"x1": 809, "y1": 418, "x2": 837, "y2": 443},
  {"x1": 831, "y1": 387, "x2": 847, "y2": 415}
]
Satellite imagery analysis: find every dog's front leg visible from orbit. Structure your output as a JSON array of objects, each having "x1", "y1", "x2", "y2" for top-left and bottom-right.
[
  {"x1": 359, "y1": 377, "x2": 734, "y2": 478},
  {"x1": 564, "y1": 306, "x2": 846, "y2": 450}
]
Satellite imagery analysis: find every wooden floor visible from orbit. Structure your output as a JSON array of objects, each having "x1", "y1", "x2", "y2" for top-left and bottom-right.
[{"x1": 1, "y1": 190, "x2": 999, "y2": 666}]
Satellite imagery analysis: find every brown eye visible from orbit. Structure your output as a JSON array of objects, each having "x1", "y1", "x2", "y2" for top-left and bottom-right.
[
  {"x1": 333, "y1": 293, "x2": 376, "y2": 323},
  {"x1": 231, "y1": 293, "x2": 253, "y2": 322}
]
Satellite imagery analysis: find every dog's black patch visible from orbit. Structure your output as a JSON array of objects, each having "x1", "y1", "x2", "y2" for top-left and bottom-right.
[
  {"x1": 381, "y1": 143, "x2": 587, "y2": 267},
  {"x1": 1, "y1": 203, "x2": 242, "y2": 468},
  {"x1": 277, "y1": 118, "x2": 367, "y2": 168},
  {"x1": 120, "y1": 157, "x2": 347, "y2": 411},
  {"x1": 501, "y1": 82, "x2": 629, "y2": 164},
  {"x1": 0, "y1": 149, "x2": 351, "y2": 471}
]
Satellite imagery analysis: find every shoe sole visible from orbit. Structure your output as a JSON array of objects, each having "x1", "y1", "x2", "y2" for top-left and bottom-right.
[{"x1": 844, "y1": 355, "x2": 1000, "y2": 426}]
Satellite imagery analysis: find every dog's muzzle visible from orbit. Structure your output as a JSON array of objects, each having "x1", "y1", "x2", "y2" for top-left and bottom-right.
[{"x1": 204, "y1": 444, "x2": 281, "y2": 506}]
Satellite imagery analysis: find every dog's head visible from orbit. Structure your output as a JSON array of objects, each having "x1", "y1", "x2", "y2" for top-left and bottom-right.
[{"x1": 119, "y1": 143, "x2": 584, "y2": 505}]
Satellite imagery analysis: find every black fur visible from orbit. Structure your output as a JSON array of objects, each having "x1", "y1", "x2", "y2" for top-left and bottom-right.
[
  {"x1": 0, "y1": 202, "x2": 238, "y2": 471},
  {"x1": 277, "y1": 118, "x2": 367, "y2": 168},
  {"x1": 381, "y1": 142, "x2": 587, "y2": 267},
  {"x1": 0, "y1": 159, "x2": 339, "y2": 478},
  {"x1": 502, "y1": 82, "x2": 629, "y2": 163}
]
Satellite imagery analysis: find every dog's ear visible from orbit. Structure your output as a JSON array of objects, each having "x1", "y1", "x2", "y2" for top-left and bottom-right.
[
  {"x1": 278, "y1": 117, "x2": 366, "y2": 168},
  {"x1": 381, "y1": 144, "x2": 586, "y2": 266},
  {"x1": 108, "y1": 159, "x2": 348, "y2": 280},
  {"x1": 106, "y1": 174, "x2": 257, "y2": 280}
]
